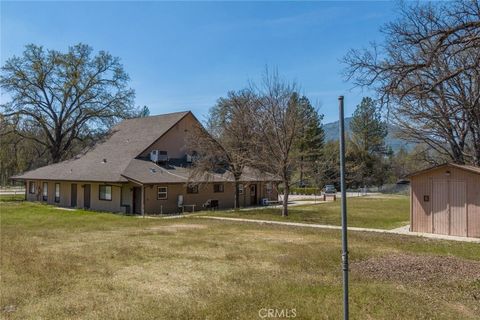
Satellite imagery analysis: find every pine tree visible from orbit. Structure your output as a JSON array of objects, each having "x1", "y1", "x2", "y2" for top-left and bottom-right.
[
  {"x1": 295, "y1": 95, "x2": 324, "y2": 187},
  {"x1": 349, "y1": 97, "x2": 388, "y2": 187}
]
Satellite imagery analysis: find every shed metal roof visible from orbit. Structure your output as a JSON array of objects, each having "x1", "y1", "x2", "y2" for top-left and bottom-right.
[{"x1": 406, "y1": 163, "x2": 480, "y2": 178}]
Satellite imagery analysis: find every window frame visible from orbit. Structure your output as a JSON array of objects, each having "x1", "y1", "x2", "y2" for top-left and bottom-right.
[
  {"x1": 186, "y1": 185, "x2": 199, "y2": 194},
  {"x1": 157, "y1": 186, "x2": 168, "y2": 200},
  {"x1": 42, "y1": 182, "x2": 48, "y2": 201},
  {"x1": 213, "y1": 183, "x2": 224, "y2": 193},
  {"x1": 55, "y1": 183, "x2": 60, "y2": 203},
  {"x1": 266, "y1": 182, "x2": 273, "y2": 194},
  {"x1": 29, "y1": 181, "x2": 36, "y2": 194},
  {"x1": 99, "y1": 185, "x2": 112, "y2": 201}
]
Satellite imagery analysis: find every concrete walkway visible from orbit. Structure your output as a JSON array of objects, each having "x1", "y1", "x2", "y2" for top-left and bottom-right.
[{"x1": 197, "y1": 216, "x2": 480, "y2": 243}]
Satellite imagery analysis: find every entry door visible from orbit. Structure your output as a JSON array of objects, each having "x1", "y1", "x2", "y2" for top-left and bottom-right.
[
  {"x1": 450, "y1": 181, "x2": 467, "y2": 236},
  {"x1": 71, "y1": 184, "x2": 77, "y2": 207},
  {"x1": 432, "y1": 180, "x2": 449, "y2": 235},
  {"x1": 133, "y1": 187, "x2": 142, "y2": 214},
  {"x1": 250, "y1": 184, "x2": 257, "y2": 206},
  {"x1": 84, "y1": 184, "x2": 91, "y2": 209}
]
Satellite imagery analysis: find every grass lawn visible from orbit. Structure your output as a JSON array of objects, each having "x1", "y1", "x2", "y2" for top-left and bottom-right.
[
  {"x1": 204, "y1": 195, "x2": 410, "y2": 229},
  {"x1": 1, "y1": 201, "x2": 479, "y2": 319},
  {"x1": 0, "y1": 194, "x2": 25, "y2": 202}
]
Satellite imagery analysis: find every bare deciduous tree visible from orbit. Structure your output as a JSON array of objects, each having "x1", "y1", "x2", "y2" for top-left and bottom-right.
[
  {"x1": 250, "y1": 72, "x2": 308, "y2": 216},
  {"x1": 186, "y1": 90, "x2": 257, "y2": 209},
  {"x1": 1, "y1": 43, "x2": 137, "y2": 163},
  {"x1": 343, "y1": 0, "x2": 480, "y2": 165}
]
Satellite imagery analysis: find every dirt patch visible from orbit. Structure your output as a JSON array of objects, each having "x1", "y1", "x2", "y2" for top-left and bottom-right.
[
  {"x1": 148, "y1": 223, "x2": 208, "y2": 232},
  {"x1": 352, "y1": 254, "x2": 480, "y2": 284}
]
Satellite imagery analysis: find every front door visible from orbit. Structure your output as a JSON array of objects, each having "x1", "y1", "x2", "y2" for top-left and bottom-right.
[
  {"x1": 71, "y1": 184, "x2": 77, "y2": 207},
  {"x1": 133, "y1": 187, "x2": 142, "y2": 214},
  {"x1": 432, "y1": 180, "x2": 448, "y2": 235},
  {"x1": 250, "y1": 184, "x2": 257, "y2": 206},
  {"x1": 84, "y1": 184, "x2": 91, "y2": 209}
]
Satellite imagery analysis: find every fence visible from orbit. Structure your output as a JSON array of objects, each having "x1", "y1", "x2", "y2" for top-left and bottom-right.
[
  {"x1": 347, "y1": 184, "x2": 410, "y2": 195},
  {"x1": 284, "y1": 184, "x2": 409, "y2": 196},
  {"x1": 0, "y1": 186, "x2": 26, "y2": 200}
]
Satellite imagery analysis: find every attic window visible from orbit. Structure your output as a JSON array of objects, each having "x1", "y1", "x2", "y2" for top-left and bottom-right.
[{"x1": 149, "y1": 168, "x2": 157, "y2": 173}]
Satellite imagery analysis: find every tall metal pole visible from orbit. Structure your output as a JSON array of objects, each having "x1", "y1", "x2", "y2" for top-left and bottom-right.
[{"x1": 338, "y1": 95, "x2": 349, "y2": 320}]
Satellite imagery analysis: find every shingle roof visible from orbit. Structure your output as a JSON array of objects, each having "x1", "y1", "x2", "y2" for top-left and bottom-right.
[
  {"x1": 11, "y1": 111, "x2": 190, "y2": 182},
  {"x1": 406, "y1": 163, "x2": 480, "y2": 177},
  {"x1": 121, "y1": 159, "x2": 280, "y2": 184}
]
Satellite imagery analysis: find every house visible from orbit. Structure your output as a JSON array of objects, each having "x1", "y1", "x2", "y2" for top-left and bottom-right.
[
  {"x1": 408, "y1": 163, "x2": 480, "y2": 238},
  {"x1": 12, "y1": 111, "x2": 279, "y2": 214}
]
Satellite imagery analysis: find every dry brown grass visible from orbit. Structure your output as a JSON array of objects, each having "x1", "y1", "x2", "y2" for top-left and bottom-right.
[{"x1": 1, "y1": 202, "x2": 479, "y2": 319}]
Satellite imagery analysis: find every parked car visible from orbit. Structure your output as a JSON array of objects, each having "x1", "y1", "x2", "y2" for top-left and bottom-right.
[{"x1": 323, "y1": 185, "x2": 337, "y2": 194}]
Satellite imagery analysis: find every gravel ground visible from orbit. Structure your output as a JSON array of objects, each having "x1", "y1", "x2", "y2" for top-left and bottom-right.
[{"x1": 352, "y1": 253, "x2": 480, "y2": 284}]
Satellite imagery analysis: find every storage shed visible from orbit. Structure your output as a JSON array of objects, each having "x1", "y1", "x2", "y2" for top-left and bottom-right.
[{"x1": 408, "y1": 163, "x2": 480, "y2": 238}]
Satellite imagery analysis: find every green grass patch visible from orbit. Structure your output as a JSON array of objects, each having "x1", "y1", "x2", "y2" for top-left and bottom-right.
[
  {"x1": 1, "y1": 201, "x2": 479, "y2": 319},
  {"x1": 205, "y1": 195, "x2": 410, "y2": 229},
  {"x1": 0, "y1": 194, "x2": 25, "y2": 202}
]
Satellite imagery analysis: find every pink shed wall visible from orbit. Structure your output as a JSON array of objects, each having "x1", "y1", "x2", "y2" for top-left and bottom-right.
[{"x1": 410, "y1": 166, "x2": 480, "y2": 238}]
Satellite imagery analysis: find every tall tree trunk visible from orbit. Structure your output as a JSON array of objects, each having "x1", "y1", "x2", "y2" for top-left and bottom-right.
[
  {"x1": 299, "y1": 155, "x2": 304, "y2": 186},
  {"x1": 282, "y1": 182, "x2": 289, "y2": 217},
  {"x1": 50, "y1": 143, "x2": 63, "y2": 164}
]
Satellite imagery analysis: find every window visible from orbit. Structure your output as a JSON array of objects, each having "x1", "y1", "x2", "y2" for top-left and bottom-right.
[
  {"x1": 99, "y1": 185, "x2": 112, "y2": 201},
  {"x1": 266, "y1": 183, "x2": 273, "y2": 195},
  {"x1": 213, "y1": 183, "x2": 224, "y2": 193},
  {"x1": 238, "y1": 184, "x2": 244, "y2": 194},
  {"x1": 42, "y1": 182, "x2": 48, "y2": 201},
  {"x1": 187, "y1": 185, "x2": 198, "y2": 194},
  {"x1": 55, "y1": 183, "x2": 60, "y2": 203},
  {"x1": 29, "y1": 181, "x2": 36, "y2": 194},
  {"x1": 157, "y1": 186, "x2": 168, "y2": 199}
]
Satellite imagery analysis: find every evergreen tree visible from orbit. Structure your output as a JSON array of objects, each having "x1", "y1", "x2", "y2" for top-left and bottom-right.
[
  {"x1": 295, "y1": 95, "x2": 324, "y2": 187},
  {"x1": 348, "y1": 97, "x2": 388, "y2": 187}
]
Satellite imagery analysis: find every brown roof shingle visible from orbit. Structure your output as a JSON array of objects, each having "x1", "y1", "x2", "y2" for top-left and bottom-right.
[
  {"x1": 121, "y1": 159, "x2": 280, "y2": 184},
  {"x1": 11, "y1": 111, "x2": 190, "y2": 182}
]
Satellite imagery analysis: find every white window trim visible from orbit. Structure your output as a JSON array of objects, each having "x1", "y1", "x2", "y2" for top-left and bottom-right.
[
  {"x1": 29, "y1": 181, "x2": 36, "y2": 194},
  {"x1": 43, "y1": 182, "x2": 48, "y2": 200},
  {"x1": 55, "y1": 183, "x2": 60, "y2": 202},
  {"x1": 157, "y1": 186, "x2": 168, "y2": 200},
  {"x1": 214, "y1": 183, "x2": 224, "y2": 193},
  {"x1": 99, "y1": 185, "x2": 112, "y2": 201}
]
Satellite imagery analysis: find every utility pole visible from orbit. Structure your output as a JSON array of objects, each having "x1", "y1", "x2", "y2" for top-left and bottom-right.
[{"x1": 338, "y1": 95, "x2": 349, "y2": 320}]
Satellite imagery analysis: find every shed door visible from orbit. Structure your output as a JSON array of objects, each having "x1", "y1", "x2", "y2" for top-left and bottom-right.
[
  {"x1": 432, "y1": 180, "x2": 449, "y2": 235},
  {"x1": 450, "y1": 181, "x2": 467, "y2": 236}
]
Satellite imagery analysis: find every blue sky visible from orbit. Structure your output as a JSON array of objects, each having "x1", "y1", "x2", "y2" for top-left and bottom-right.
[{"x1": 1, "y1": 1, "x2": 396, "y2": 123}]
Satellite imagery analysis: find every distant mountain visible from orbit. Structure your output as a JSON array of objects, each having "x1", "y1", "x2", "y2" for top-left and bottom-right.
[{"x1": 323, "y1": 117, "x2": 414, "y2": 152}]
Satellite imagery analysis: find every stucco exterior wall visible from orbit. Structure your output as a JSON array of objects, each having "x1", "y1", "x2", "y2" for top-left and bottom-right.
[
  {"x1": 140, "y1": 113, "x2": 197, "y2": 159},
  {"x1": 25, "y1": 178, "x2": 279, "y2": 215},
  {"x1": 144, "y1": 181, "x2": 278, "y2": 214},
  {"x1": 25, "y1": 180, "x2": 128, "y2": 213}
]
